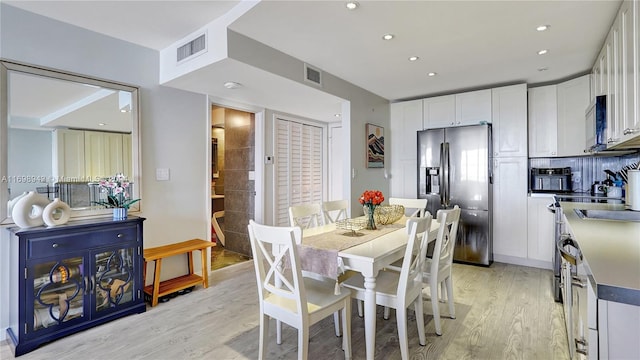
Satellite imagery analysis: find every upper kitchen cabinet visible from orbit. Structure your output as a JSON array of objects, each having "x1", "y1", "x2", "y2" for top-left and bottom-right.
[
  {"x1": 389, "y1": 99, "x2": 422, "y2": 198},
  {"x1": 491, "y1": 84, "x2": 527, "y2": 157},
  {"x1": 557, "y1": 75, "x2": 592, "y2": 156},
  {"x1": 528, "y1": 75, "x2": 591, "y2": 157},
  {"x1": 600, "y1": 0, "x2": 640, "y2": 149},
  {"x1": 455, "y1": 89, "x2": 492, "y2": 126},
  {"x1": 422, "y1": 95, "x2": 455, "y2": 129},
  {"x1": 528, "y1": 85, "x2": 558, "y2": 157}
]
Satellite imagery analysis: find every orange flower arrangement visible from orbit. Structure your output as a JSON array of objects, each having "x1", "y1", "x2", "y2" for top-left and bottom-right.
[
  {"x1": 359, "y1": 190, "x2": 384, "y2": 206},
  {"x1": 359, "y1": 190, "x2": 384, "y2": 229}
]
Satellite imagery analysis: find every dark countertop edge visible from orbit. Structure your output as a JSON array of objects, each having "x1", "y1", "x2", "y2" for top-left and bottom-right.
[{"x1": 596, "y1": 283, "x2": 640, "y2": 306}]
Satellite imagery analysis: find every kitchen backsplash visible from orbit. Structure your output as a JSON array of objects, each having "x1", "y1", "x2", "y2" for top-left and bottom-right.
[{"x1": 529, "y1": 152, "x2": 640, "y2": 194}]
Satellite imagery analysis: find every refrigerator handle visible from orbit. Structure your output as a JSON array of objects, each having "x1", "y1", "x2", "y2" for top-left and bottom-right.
[
  {"x1": 439, "y1": 142, "x2": 445, "y2": 206},
  {"x1": 442, "y1": 142, "x2": 450, "y2": 207}
]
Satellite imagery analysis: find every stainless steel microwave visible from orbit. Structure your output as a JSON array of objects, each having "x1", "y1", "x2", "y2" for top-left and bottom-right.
[{"x1": 585, "y1": 95, "x2": 606, "y2": 152}]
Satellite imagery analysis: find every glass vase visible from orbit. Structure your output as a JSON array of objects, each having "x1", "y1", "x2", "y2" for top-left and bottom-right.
[
  {"x1": 113, "y1": 208, "x2": 128, "y2": 220},
  {"x1": 364, "y1": 204, "x2": 377, "y2": 230}
]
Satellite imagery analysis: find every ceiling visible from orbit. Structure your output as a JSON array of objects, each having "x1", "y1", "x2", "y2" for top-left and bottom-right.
[{"x1": 5, "y1": 0, "x2": 623, "y2": 121}]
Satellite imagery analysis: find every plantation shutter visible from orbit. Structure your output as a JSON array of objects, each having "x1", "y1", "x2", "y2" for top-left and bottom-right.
[{"x1": 275, "y1": 118, "x2": 323, "y2": 226}]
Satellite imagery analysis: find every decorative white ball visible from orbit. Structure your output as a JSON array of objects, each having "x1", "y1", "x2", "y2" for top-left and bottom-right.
[
  {"x1": 11, "y1": 191, "x2": 51, "y2": 228},
  {"x1": 42, "y1": 198, "x2": 72, "y2": 227}
]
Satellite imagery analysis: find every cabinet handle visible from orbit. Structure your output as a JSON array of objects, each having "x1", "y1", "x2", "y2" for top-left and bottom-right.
[
  {"x1": 575, "y1": 338, "x2": 588, "y2": 355},
  {"x1": 571, "y1": 276, "x2": 586, "y2": 288},
  {"x1": 117, "y1": 234, "x2": 124, "y2": 238},
  {"x1": 608, "y1": 137, "x2": 620, "y2": 144},
  {"x1": 52, "y1": 243, "x2": 59, "y2": 248},
  {"x1": 623, "y1": 128, "x2": 639, "y2": 135}
]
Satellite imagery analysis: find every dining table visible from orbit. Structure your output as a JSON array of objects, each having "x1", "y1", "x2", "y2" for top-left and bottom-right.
[{"x1": 300, "y1": 216, "x2": 441, "y2": 360}]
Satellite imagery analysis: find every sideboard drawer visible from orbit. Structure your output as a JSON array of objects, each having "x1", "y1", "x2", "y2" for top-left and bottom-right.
[{"x1": 27, "y1": 226, "x2": 138, "y2": 259}]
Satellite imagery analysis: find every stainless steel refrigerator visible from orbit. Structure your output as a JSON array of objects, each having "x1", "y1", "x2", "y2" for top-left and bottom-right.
[{"x1": 417, "y1": 124, "x2": 493, "y2": 266}]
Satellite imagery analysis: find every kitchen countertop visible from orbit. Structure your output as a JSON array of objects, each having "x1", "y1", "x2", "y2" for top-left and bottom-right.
[{"x1": 561, "y1": 201, "x2": 640, "y2": 306}]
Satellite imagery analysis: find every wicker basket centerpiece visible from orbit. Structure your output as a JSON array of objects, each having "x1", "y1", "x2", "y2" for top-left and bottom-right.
[{"x1": 363, "y1": 204, "x2": 405, "y2": 225}]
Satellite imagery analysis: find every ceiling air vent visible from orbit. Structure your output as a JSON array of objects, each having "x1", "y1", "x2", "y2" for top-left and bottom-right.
[
  {"x1": 304, "y1": 63, "x2": 322, "y2": 87},
  {"x1": 177, "y1": 33, "x2": 207, "y2": 62}
]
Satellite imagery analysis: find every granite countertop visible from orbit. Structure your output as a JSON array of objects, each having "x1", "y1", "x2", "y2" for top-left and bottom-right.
[{"x1": 561, "y1": 201, "x2": 640, "y2": 306}]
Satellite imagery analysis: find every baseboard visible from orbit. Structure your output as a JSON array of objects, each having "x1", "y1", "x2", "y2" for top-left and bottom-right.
[{"x1": 493, "y1": 254, "x2": 552, "y2": 270}]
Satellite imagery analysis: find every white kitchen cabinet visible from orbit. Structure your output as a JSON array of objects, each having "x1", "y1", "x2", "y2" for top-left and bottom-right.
[
  {"x1": 422, "y1": 94, "x2": 455, "y2": 129},
  {"x1": 526, "y1": 196, "x2": 554, "y2": 266},
  {"x1": 528, "y1": 85, "x2": 558, "y2": 157},
  {"x1": 528, "y1": 75, "x2": 591, "y2": 157},
  {"x1": 557, "y1": 75, "x2": 592, "y2": 157},
  {"x1": 389, "y1": 100, "x2": 422, "y2": 198},
  {"x1": 492, "y1": 157, "x2": 528, "y2": 259},
  {"x1": 455, "y1": 89, "x2": 492, "y2": 126},
  {"x1": 491, "y1": 84, "x2": 527, "y2": 157},
  {"x1": 597, "y1": 0, "x2": 640, "y2": 149},
  {"x1": 598, "y1": 299, "x2": 640, "y2": 359},
  {"x1": 53, "y1": 129, "x2": 85, "y2": 179}
]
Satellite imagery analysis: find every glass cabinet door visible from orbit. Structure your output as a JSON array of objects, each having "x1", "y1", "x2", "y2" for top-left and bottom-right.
[
  {"x1": 94, "y1": 248, "x2": 135, "y2": 313},
  {"x1": 32, "y1": 258, "x2": 85, "y2": 332}
]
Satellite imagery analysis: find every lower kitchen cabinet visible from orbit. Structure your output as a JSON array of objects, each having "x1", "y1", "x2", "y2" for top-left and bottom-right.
[
  {"x1": 598, "y1": 299, "x2": 640, "y2": 359},
  {"x1": 6, "y1": 217, "x2": 146, "y2": 356},
  {"x1": 526, "y1": 196, "x2": 555, "y2": 267}
]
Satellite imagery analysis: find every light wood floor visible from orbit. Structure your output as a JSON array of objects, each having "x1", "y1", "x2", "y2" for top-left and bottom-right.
[{"x1": 1, "y1": 261, "x2": 569, "y2": 360}]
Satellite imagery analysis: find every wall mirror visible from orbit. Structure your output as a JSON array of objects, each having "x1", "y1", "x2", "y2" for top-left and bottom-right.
[{"x1": 0, "y1": 60, "x2": 141, "y2": 224}]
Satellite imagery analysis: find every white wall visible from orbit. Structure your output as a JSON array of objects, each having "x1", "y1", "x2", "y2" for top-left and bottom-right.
[{"x1": 0, "y1": 4, "x2": 209, "y2": 340}]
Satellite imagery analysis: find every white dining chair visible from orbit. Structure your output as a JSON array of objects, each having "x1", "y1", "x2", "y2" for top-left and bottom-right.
[
  {"x1": 248, "y1": 220, "x2": 352, "y2": 360},
  {"x1": 289, "y1": 203, "x2": 325, "y2": 229},
  {"x1": 423, "y1": 205, "x2": 461, "y2": 336},
  {"x1": 389, "y1": 197, "x2": 428, "y2": 217},
  {"x1": 322, "y1": 200, "x2": 348, "y2": 224},
  {"x1": 289, "y1": 202, "x2": 342, "y2": 338},
  {"x1": 342, "y1": 216, "x2": 432, "y2": 360}
]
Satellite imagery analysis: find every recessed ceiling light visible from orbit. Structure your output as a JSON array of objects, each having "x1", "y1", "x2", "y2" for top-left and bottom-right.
[
  {"x1": 98, "y1": 123, "x2": 106, "y2": 126},
  {"x1": 536, "y1": 24, "x2": 550, "y2": 32},
  {"x1": 382, "y1": 34, "x2": 394, "y2": 41},
  {"x1": 345, "y1": 1, "x2": 359, "y2": 10},
  {"x1": 223, "y1": 81, "x2": 243, "y2": 89},
  {"x1": 537, "y1": 67, "x2": 549, "y2": 72},
  {"x1": 334, "y1": 113, "x2": 341, "y2": 117},
  {"x1": 537, "y1": 49, "x2": 548, "y2": 55},
  {"x1": 408, "y1": 56, "x2": 419, "y2": 61},
  {"x1": 427, "y1": 72, "x2": 437, "y2": 77}
]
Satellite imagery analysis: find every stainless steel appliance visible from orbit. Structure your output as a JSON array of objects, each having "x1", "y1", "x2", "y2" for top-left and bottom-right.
[
  {"x1": 417, "y1": 124, "x2": 493, "y2": 266},
  {"x1": 531, "y1": 167, "x2": 572, "y2": 193},
  {"x1": 557, "y1": 233, "x2": 590, "y2": 359},
  {"x1": 585, "y1": 95, "x2": 607, "y2": 152}
]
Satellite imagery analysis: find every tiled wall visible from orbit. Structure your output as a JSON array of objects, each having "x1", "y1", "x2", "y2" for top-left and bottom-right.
[
  {"x1": 222, "y1": 108, "x2": 255, "y2": 256},
  {"x1": 529, "y1": 152, "x2": 640, "y2": 194}
]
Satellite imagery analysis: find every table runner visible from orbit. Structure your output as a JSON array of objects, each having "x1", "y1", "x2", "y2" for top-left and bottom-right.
[{"x1": 299, "y1": 222, "x2": 405, "y2": 279}]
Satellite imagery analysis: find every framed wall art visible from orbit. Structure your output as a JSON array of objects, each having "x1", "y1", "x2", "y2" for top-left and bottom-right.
[{"x1": 365, "y1": 123, "x2": 384, "y2": 168}]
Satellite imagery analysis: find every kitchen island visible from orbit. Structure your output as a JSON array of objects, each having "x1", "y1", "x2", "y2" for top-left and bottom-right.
[{"x1": 560, "y1": 201, "x2": 640, "y2": 359}]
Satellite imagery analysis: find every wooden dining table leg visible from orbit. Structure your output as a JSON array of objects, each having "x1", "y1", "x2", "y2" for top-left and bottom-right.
[{"x1": 363, "y1": 274, "x2": 378, "y2": 360}]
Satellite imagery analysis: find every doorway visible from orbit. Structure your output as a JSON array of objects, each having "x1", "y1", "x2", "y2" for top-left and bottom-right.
[{"x1": 210, "y1": 105, "x2": 254, "y2": 271}]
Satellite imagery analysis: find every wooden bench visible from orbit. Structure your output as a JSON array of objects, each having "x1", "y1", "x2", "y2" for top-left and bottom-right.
[{"x1": 143, "y1": 239, "x2": 215, "y2": 307}]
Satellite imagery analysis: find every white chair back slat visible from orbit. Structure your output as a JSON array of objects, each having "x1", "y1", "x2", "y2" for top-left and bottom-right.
[
  {"x1": 389, "y1": 197, "x2": 428, "y2": 217},
  {"x1": 322, "y1": 200, "x2": 348, "y2": 224},
  {"x1": 289, "y1": 203, "x2": 324, "y2": 229}
]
